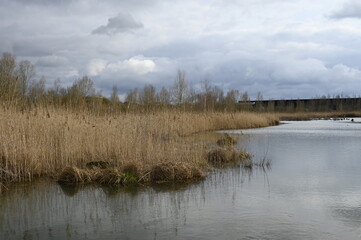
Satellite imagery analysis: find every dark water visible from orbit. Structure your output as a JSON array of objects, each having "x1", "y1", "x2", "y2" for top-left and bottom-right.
[{"x1": 1, "y1": 119, "x2": 361, "y2": 239}]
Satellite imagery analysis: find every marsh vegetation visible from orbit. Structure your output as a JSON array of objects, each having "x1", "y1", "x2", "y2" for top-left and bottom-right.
[
  {"x1": 1, "y1": 52, "x2": 360, "y2": 190},
  {"x1": 0, "y1": 107, "x2": 278, "y2": 188}
]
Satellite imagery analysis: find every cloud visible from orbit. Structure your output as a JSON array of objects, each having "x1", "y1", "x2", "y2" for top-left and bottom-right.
[
  {"x1": 87, "y1": 56, "x2": 156, "y2": 77},
  {"x1": 116, "y1": 57, "x2": 156, "y2": 75},
  {"x1": 329, "y1": 1, "x2": 361, "y2": 19},
  {"x1": 92, "y1": 12, "x2": 143, "y2": 35},
  {"x1": 36, "y1": 55, "x2": 69, "y2": 67},
  {"x1": 6, "y1": 0, "x2": 73, "y2": 6},
  {"x1": 87, "y1": 59, "x2": 107, "y2": 76},
  {"x1": 3, "y1": 0, "x2": 361, "y2": 99}
]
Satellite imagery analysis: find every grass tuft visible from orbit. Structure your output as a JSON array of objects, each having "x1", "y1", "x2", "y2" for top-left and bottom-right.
[
  {"x1": 86, "y1": 161, "x2": 110, "y2": 169},
  {"x1": 149, "y1": 162, "x2": 205, "y2": 182},
  {"x1": 207, "y1": 147, "x2": 251, "y2": 165},
  {"x1": 216, "y1": 133, "x2": 237, "y2": 146},
  {"x1": 57, "y1": 166, "x2": 92, "y2": 184}
]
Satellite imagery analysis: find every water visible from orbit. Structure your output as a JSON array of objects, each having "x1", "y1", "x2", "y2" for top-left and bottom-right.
[{"x1": 1, "y1": 119, "x2": 361, "y2": 239}]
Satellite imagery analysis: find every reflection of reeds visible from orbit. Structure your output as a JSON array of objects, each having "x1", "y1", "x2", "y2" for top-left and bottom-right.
[
  {"x1": 0, "y1": 107, "x2": 278, "y2": 184},
  {"x1": 241, "y1": 158, "x2": 272, "y2": 171}
]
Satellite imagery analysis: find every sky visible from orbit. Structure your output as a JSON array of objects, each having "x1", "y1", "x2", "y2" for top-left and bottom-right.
[{"x1": 1, "y1": 0, "x2": 361, "y2": 100}]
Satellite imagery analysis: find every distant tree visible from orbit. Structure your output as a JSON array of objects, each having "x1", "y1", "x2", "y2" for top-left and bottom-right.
[
  {"x1": 225, "y1": 90, "x2": 239, "y2": 103},
  {"x1": 110, "y1": 85, "x2": 120, "y2": 104},
  {"x1": 72, "y1": 76, "x2": 96, "y2": 97},
  {"x1": 16, "y1": 60, "x2": 35, "y2": 97},
  {"x1": 158, "y1": 86, "x2": 170, "y2": 105},
  {"x1": 28, "y1": 76, "x2": 46, "y2": 103},
  {"x1": 140, "y1": 84, "x2": 156, "y2": 106},
  {"x1": 46, "y1": 78, "x2": 64, "y2": 105},
  {"x1": 256, "y1": 92, "x2": 263, "y2": 101},
  {"x1": 186, "y1": 84, "x2": 197, "y2": 105},
  {"x1": 125, "y1": 88, "x2": 138, "y2": 103},
  {"x1": 212, "y1": 86, "x2": 224, "y2": 109},
  {"x1": 224, "y1": 90, "x2": 239, "y2": 112},
  {"x1": 0, "y1": 52, "x2": 17, "y2": 101},
  {"x1": 172, "y1": 70, "x2": 188, "y2": 105},
  {"x1": 125, "y1": 88, "x2": 139, "y2": 112},
  {"x1": 200, "y1": 78, "x2": 212, "y2": 111},
  {"x1": 256, "y1": 91, "x2": 264, "y2": 111},
  {"x1": 53, "y1": 78, "x2": 63, "y2": 97},
  {"x1": 241, "y1": 91, "x2": 250, "y2": 102}
]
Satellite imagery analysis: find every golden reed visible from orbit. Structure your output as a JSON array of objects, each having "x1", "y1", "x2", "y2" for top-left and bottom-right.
[{"x1": 0, "y1": 107, "x2": 278, "y2": 184}]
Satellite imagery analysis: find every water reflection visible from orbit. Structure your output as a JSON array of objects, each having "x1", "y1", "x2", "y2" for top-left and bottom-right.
[
  {"x1": 0, "y1": 166, "x2": 271, "y2": 240},
  {"x1": 2, "y1": 120, "x2": 361, "y2": 239}
]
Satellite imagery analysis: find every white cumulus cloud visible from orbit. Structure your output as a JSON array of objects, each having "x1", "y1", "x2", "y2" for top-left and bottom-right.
[
  {"x1": 87, "y1": 59, "x2": 107, "y2": 76},
  {"x1": 118, "y1": 57, "x2": 156, "y2": 75},
  {"x1": 87, "y1": 56, "x2": 156, "y2": 77}
]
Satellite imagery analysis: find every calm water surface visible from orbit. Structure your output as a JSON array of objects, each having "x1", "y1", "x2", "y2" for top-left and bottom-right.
[{"x1": 1, "y1": 119, "x2": 361, "y2": 239}]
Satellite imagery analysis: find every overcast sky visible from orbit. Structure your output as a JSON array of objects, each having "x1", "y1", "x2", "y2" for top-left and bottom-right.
[{"x1": 1, "y1": 0, "x2": 361, "y2": 99}]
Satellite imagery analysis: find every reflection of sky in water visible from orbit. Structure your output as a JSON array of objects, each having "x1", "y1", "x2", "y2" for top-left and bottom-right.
[{"x1": 1, "y1": 119, "x2": 361, "y2": 239}]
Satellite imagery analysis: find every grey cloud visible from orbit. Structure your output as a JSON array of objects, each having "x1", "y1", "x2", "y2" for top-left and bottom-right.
[
  {"x1": 12, "y1": 35, "x2": 92, "y2": 57},
  {"x1": 329, "y1": 1, "x2": 361, "y2": 19},
  {"x1": 36, "y1": 56, "x2": 69, "y2": 67},
  {"x1": 92, "y1": 13, "x2": 143, "y2": 35},
  {"x1": 4, "y1": 0, "x2": 73, "y2": 6},
  {"x1": 13, "y1": 41, "x2": 53, "y2": 57},
  {"x1": 144, "y1": 40, "x2": 204, "y2": 58},
  {"x1": 13, "y1": 39, "x2": 66, "y2": 57}
]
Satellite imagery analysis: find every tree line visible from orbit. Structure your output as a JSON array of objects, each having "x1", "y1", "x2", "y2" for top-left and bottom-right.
[
  {"x1": 0, "y1": 52, "x2": 252, "y2": 114},
  {"x1": 1, "y1": 52, "x2": 360, "y2": 114}
]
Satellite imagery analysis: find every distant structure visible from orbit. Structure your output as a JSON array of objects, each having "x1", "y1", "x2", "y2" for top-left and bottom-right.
[{"x1": 239, "y1": 97, "x2": 361, "y2": 112}]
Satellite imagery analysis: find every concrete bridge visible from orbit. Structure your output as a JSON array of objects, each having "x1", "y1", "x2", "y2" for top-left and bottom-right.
[{"x1": 239, "y1": 97, "x2": 361, "y2": 112}]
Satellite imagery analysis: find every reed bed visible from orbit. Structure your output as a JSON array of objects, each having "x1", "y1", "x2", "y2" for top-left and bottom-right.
[{"x1": 0, "y1": 107, "x2": 278, "y2": 185}]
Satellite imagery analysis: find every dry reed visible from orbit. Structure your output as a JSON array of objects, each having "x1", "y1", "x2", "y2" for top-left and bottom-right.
[{"x1": 0, "y1": 107, "x2": 278, "y2": 184}]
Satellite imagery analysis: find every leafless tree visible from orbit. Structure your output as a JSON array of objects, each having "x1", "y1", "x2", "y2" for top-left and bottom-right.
[
  {"x1": 72, "y1": 76, "x2": 96, "y2": 97},
  {"x1": 16, "y1": 60, "x2": 35, "y2": 97},
  {"x1": 157, "y1": 86, "x2": 170, "y2": 105},
  {"x1": 140, "y1": 84, "x2": 156, "y2": 106},
  {"x1": 28, "y1": 76, "x2": 46, "y2": 103},
  {"x1": 110, "y1": 85, "x2": 120, "y2": 104},
  {"x1": 172, "y1": 70, "x2": 188, "y2": 105},
  {"x1": 0, "y1": 52, "x2": 17, "y2": 101}
]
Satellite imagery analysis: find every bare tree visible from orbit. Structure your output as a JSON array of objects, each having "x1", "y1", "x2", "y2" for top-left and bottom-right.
[
  {"x1": 225, "y1": 90, "x2": 239, "y2": 112},
  {"x1": 0, "y1": 52, "x2": 17, "y2": 101},
  {"x1": 16, "y1": 60, "x2": 35, "y2": 97},
  {"x1": 53, "y1": 78, "x2": 63, "y2": 97},
  {"x1": 157, "y1": 86, "x2": 170, "y2": 105},
  {"x1": 200, "y1": 78, "x2": 211, "y2": 111},
  {"x1": 241, "y1": 91, "x2": 250, "y2": 102},
  {"x1": 256, "y1": 91, "x2": 263, "y2": 101},
  {"x1": 140, "y1": 84, "x2": 156, "y2": 106},
  {"x1": 172, "y1": 70, "x2": 188, "y2": 105},
  {"x1": 125, "y1": 88, "x2": 139, "y2": 112},
  {"x1": 28, "y1": 76, "x2": 46, "y2": 103},
  {"x1": 72, "y1": 76, "x2": 96, "y2": 97},
  {"x1": 199, "y1": 79, "x2": 224, "y2": 111},
  {"x1": 110, "y1": 85, "x2": 120, "y2": 104},
  {"x1": 255, "y1": 91, "x2": 264, "y2": 111}
]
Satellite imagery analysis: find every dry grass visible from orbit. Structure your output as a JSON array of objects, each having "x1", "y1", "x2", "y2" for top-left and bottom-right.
[
  {"x1": 216, "y1": 133, "x2": 237, "y2": 146},
  {"x1": 0, "y1": 107, "x2": 278, "y2": 184}
]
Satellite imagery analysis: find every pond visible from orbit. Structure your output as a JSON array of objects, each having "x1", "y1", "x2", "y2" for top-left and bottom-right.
[{"x1": 1, "y1": 119, "x2": 361, "y2": 239}]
